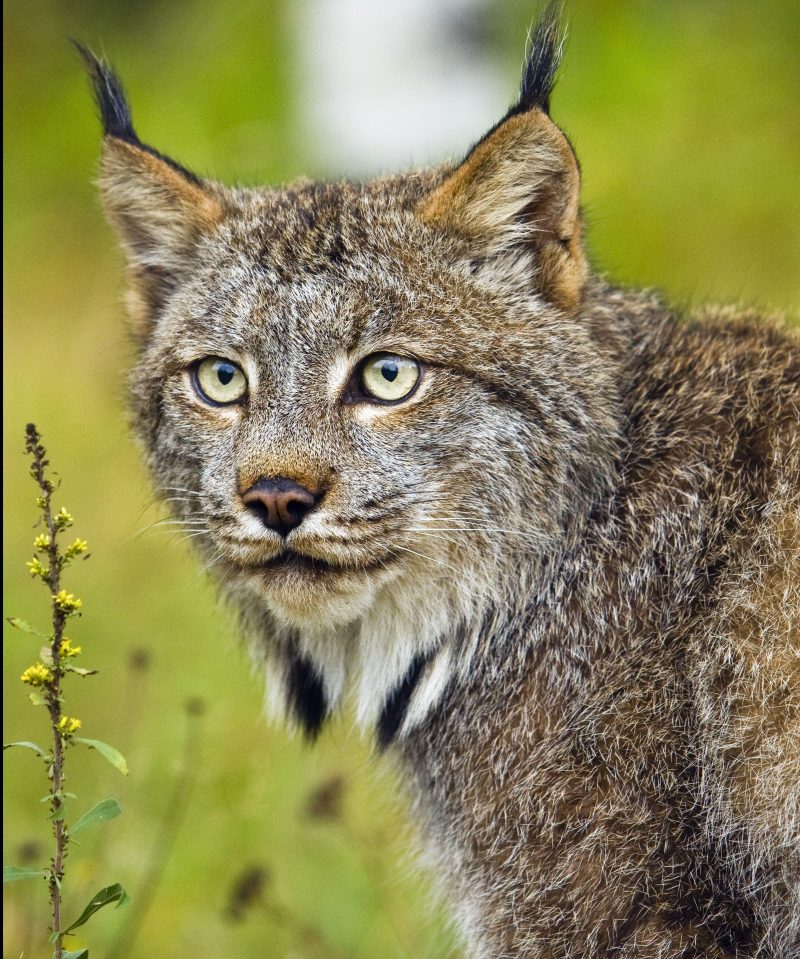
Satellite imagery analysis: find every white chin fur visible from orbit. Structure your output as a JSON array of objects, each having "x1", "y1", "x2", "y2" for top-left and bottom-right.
[{"x1": 264, "y1": 580, "x2": 378, "y2": 631}]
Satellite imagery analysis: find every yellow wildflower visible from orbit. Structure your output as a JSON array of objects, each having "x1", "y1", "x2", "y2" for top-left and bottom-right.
[
  {"x1": 54, "y1": 508, "x2": 74, "y2": 529},
  {"x1": 26, "y1": 557, "x2": 49, "y2": 578},
  {"x1": 58, "y1": 716, "x2": 82, "y2": 736},
  {"x1": 33, "y1": 533, "x2": 51, "y2": 551},
  {"x1": 21, "y1": 662, "x2": 53, "y2": 687},
  {"x1": 53, "y1": 590, "x2": 82, "y2": 614},
  {"x1": 59, "y1": 638, "x2": 82, "y2": 658},
  {"x1": 65, "y1": 538, "x2": 89, "y2": 559}
]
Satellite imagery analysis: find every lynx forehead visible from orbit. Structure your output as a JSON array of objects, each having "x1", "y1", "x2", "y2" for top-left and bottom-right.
[{"x1": 83, "y1": 6, "x2": 799, "y2": 957}]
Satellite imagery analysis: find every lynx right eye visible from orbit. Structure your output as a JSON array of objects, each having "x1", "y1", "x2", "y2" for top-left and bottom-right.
[
  {"x1": 360, "y1": 353, "x2": 421, "y2": 403},
  {"x1": 193, "y1": 357, "x2": 248, "y2": 406}
]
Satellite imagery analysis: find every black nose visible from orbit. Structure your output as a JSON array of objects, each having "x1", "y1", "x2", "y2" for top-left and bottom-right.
[{"x1": 241, "y1": 477, "x2": 321, "y2": 536}]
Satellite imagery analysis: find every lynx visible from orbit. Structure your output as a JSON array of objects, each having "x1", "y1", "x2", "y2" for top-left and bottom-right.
[{"x1": 79, "y1": 8, "x2": 799, "y2": 957}]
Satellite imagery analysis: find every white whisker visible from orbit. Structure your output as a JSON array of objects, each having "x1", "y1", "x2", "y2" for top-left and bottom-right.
[
  {"x1": 409, "y1": 526, "x2": 533, "y2": 535},
  {"x1": 391, "y1": 543, "x2": 460, "y2": 575},
  {"x1": 175, "y1": 530, "x2": 212, "y2": 544},
  {"x1": 197, "y1": 549, "x2": 225, "y2": 575},
  {"x1": 122, "y1": 517, "x2": 207, "y2": 546}
]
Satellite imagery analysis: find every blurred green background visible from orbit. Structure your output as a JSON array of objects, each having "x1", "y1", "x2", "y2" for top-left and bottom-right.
[{"x1": 4, "y1": 1, "x2": 799, "y2": 957}]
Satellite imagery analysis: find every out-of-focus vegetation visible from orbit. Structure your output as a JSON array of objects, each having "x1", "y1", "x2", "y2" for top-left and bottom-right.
[{"x1": 4, "y1": 1, "x2": 798, "y2": 957}]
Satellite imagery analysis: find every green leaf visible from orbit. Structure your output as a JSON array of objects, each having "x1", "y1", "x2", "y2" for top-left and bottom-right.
[
  {"x1": 6, "y1": 617, "x2": 48, "y2": 639},
  {"x1": 4, "y1": 865, "x2": 48, "y2": 882},
  {"x1": 29, "y1": 690, "x2": 48, "y2": 706},
  {"x1": 64, "y1": 665, "x2": 98, "y2": 677},
  {"x1": 60, "y1": 883, "x2": 129, "y2": 935},
  {"x1": 3, "y1": 741, "x2": 49, "y2": 759},
  {"x1": 70, "y1": 799, "x2": 122, "y2": 836},
  {"x1": 62, "y1": 950, "x2": 89, "y2": 959},
  {"x1": 73, "y1": 738, "x2": 128, "y2": 776}
]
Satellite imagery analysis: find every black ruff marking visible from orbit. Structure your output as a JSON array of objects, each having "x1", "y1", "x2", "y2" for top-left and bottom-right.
[
  {"x1": 73, "y1": 41, "x2": 202, "y2": 186},
  {"x1": 376, "y1": 652, "x2": 432, "y2": 750},
  {"x1": 286, "y1": 654, "x2": 328, "y2": 740}
]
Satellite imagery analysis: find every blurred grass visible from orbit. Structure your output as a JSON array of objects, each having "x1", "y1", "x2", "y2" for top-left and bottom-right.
[{"x1": 3, "y1": 1, "x2": 798, "y2": 957}]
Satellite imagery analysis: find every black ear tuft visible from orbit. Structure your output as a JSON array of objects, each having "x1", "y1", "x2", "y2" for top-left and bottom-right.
[
  {"x1": 74, "y1": 41, "x2": 202, "y2": 186},
  {"x1": 72, "y1": 41, "x2": 138, "y2": 144},
  {"x1": 516, "y1": 2, "x2": 565, "y2": 116}
]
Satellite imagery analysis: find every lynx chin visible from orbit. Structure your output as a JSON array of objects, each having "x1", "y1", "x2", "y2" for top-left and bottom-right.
[{"x1": 79, "y1": 7, "x2": 798, "y2": 957}]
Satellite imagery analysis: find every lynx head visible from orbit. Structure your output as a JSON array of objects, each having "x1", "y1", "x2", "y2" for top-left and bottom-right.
[{"x1": 80, "y1": 7, "x2": 620, "y2": 745}]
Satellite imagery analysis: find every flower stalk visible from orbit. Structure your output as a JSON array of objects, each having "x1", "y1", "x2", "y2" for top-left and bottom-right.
[
  {"x1": 25, "y1": 423, "x2": 75, "y2": 957},
  {"x1": 6, "y1": 425, "x2": 128, "y2": 957}
]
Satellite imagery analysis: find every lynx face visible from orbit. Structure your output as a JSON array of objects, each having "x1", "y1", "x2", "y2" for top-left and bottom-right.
[{"x1": 82, "y1": 27, "x2": 620, "y2": 738}]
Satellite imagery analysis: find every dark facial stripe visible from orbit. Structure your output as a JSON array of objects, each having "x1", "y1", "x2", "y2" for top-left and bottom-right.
[
  {"x1": 286, "y1": 653, "x2": 328, "y2": 739},
  {"x1": 376, "y1": 651, "x2": 433, "y2": 750}
]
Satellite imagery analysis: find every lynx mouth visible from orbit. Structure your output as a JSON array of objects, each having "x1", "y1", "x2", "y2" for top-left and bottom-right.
[
  {"x1": 214, "y1": 530, "x2": 401, "y2": 585},
  {"x1": 262, "y1": 552, "x2": 338, "y2": 574},
  {"x1": 230, "y1": 544, "x2": 393, "y2": 577},
  {"x1": 272, "y1": 551, "x2": 394, "y2": 575}
]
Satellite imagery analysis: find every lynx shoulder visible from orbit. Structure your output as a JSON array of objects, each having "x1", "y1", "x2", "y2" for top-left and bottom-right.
[{"x1": 79, "y1": 8, "x2": 799, "y2": 957}]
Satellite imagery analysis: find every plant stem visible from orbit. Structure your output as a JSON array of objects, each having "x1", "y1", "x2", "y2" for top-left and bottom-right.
[{"x1": 26, "y1": 424, "x2": 68, "y2": 958}]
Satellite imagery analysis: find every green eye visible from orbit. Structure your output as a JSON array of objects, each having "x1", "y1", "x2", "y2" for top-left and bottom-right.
[
  {"x1": 193, "y1": 357, "x2": 248, "y2": 405},
  {"x1": 360, "y1": 353, "x2": 421, "y2": 403}
]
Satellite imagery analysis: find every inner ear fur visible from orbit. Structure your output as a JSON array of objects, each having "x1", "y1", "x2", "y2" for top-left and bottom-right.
[
  {"x1": 419, "y1": 109, "x2": 587, "y2": 311},
  {"x1": 100, "y1": 137, "x2": 225, "y2": 338}
]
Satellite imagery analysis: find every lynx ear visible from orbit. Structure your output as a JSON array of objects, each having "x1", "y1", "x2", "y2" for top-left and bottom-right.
[
  {"x1": 75, "y1": 44, "x2": 225, "y2": 336},
  {"x1": 418, "y1": 6, "x2": 587, "y2": 311}
]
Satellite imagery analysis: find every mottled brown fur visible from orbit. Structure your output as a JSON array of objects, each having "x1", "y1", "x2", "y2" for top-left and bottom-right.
[
  {"x1": 406, "y1": 302, "x2": 799, "y2": 957},
  {"x1": 82, "y1": 12, "x2": 799, "y2": 958}
]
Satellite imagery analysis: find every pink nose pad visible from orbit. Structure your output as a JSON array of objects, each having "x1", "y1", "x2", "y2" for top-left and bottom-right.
[{"x1": 241, "y1": 477, "x2": 321, "y2": 536}]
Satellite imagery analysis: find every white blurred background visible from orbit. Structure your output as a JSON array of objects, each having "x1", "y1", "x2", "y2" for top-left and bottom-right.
[{"x1": 296, "y1": 0, "x2": 511, "y2": 173}]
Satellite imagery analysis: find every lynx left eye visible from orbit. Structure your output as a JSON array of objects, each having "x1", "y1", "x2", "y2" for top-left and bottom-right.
[
  {"x1": 193, "y1": 357, "x2": 248, "y2": 405},
  {"x1": 360, "y1": 353, "x2": 420, "y2": 402}
]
